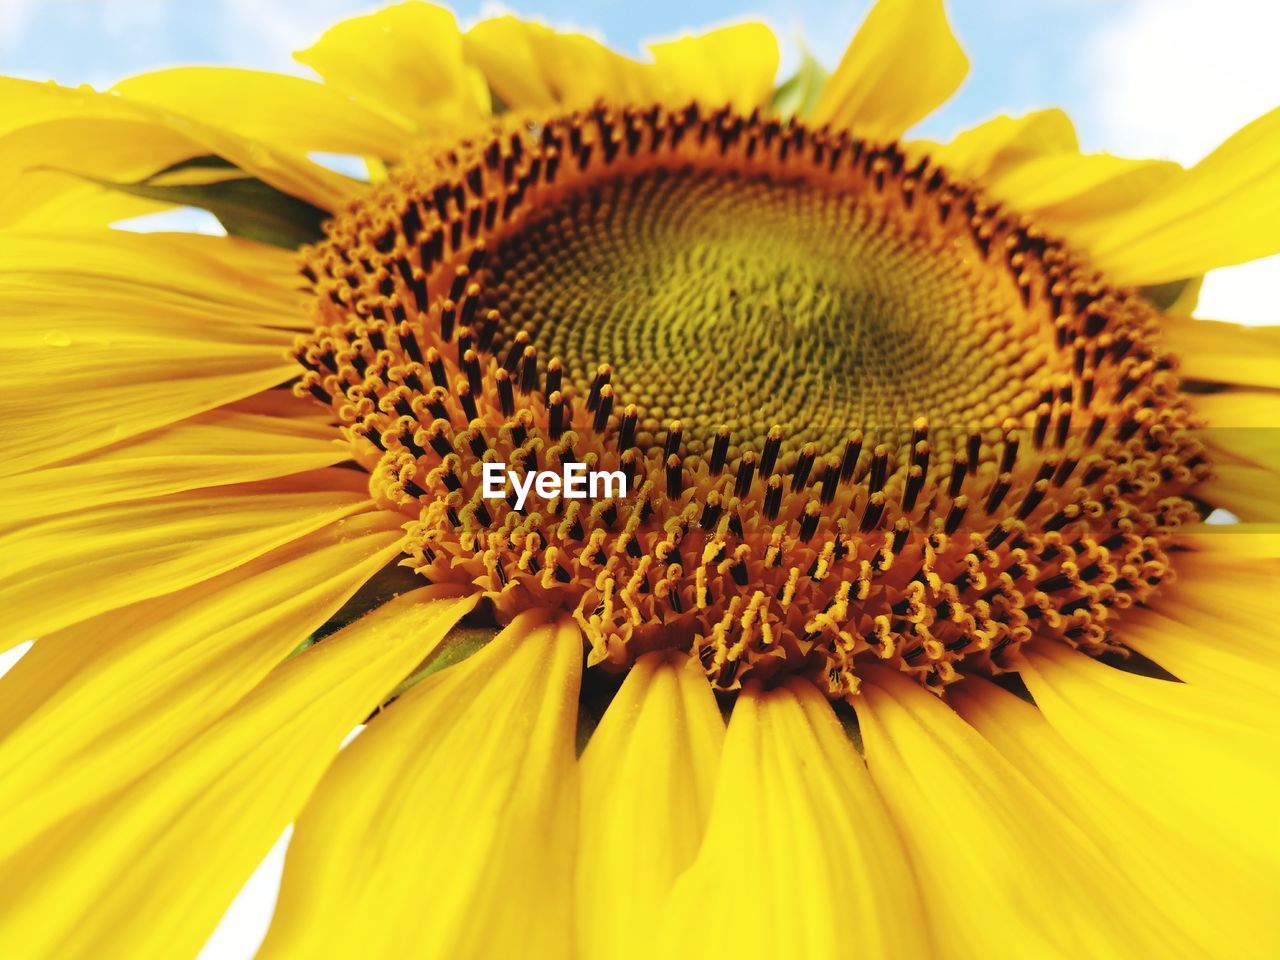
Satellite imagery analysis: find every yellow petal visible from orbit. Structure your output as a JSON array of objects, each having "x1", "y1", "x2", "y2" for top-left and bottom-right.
[
  {"x1": 112, "y1": 67, "x2": 417, "y2": 160},
  {"x1": 576, "y1": 651, "x2": 724, "y2": 960},
  {"x1": 1163, "y1": 316, "x2": 1280, "y2": 389},
  {"x1": 0, "y1": 117, "x2": 192, "y2": 228},
  {"x1": 1176, "y1": 524, "x2": 1280, "y2": 559},
  {"x1": 812, "y1": 0, "x2": 968, "y2": 141},
  {"x1": 1081, "y1": 105, "x2": 1280, "y2": 284},
  {"x1": 0, "y1": 509, "x2": 404, "y2": 855},
  {"x1": 0, "y1": 335, "x2": 293, "y2": 479},
  {"x1": 1165, "y1": 541, "x2": 1280, "y2": 648},
  {"x1": 0, "y1": 78, "x2": 117, "y2": 136},
  {"x1": 927, "y1": 115, "x2": 1198, "y2": 268},
  {"x1": 0, "y1": 470, "x2": 371, "y2": 649},
  {"x1": 463, "y1": 17, "x2": 558, "y2": 110},
  {"x1": 1148, "y1": 543, "x2": 1280, "y2": 691},
  {"x1": 127, "y1": 99, "x2": 361, "y2": 213},
  {"x1": 0, "y1": 357, "x2": 297, "y2": 479},
  {"x1": 526, "y1": 28, "x2": 656, "y2": 107},
  {"x1": 294, "y1": 2, "x2": 489, "y2": 132},
  {"x1": 0, "y1": 77, "x2": 358, "y2": 212},
  {"x1": 655, "y1": 678, "x2": 928, "y2": 959},
  {"x1": 858, "y1": 666, "x2": 1203, "y2": 958},
  {"x1": 1119, "y1": 607, "x2": 1280, "y2": 702},
  {"x1": 0, "y1": 231, "x2": 306, "y2": 476},
  {"x1": 0, "y1": 393, "x2": 342, "y2": 526},
  {"x1": 0, "y1": 585, "x2": 476, "y2": 960},
  {"x1": 260, "y1": 609, "x2": 581, "y2": 959},
  {"x1": 0, "y1": 228, "x2": 304, "y2": 322},
  {"x1": 987, "y1": 153, "x2": 1181, "y2": 230},
  {"x1": 951, "y1": 678, "x2": 1277, "y2": 957},
  {"x1": 1193, "y1": 388, "x2": 1280, "y2": 429},
  {"x1": 1019, "y1": 644, "x2": 1280, "y2": 889},
  {"x1": 1190, "y1": 389, "x2": 1280, "y2": 475},
  {"x1": 3, "y1": 286, "x2": 287, "y2": 347},
  {"x1": 0, "y1": 496, "x2": 390, "y2": 736},
  {"x1": 466, "y1": 17, "x2": 656, "y2": 111},
  {"x1": 648, "y1": 23, "x2": 779, "y2": 112},
  {"x1": 930, "y1": 108, "x2": 1077, "y2": 181},
  {"x1": 1196, "y1": 463, "x2": 1280, "y2": 521}
]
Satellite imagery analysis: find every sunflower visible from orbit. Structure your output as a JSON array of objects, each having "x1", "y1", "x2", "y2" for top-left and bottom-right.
[{"x1": 2, "y1": 0, "x2": 1278, "y2": 957}]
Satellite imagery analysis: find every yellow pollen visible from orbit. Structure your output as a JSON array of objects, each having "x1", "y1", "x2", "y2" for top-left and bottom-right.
[{"x1": 293, "y1": 102, "x2": 1210, "y2": 697}]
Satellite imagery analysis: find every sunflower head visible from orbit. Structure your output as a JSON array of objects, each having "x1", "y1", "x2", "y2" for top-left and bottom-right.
[
  {"x1": 295, "y1": 99, "x2": 1208, "y2": 697},
  {"x1": 2, "y1": 3, "x2": 1278, "y2": 959}
]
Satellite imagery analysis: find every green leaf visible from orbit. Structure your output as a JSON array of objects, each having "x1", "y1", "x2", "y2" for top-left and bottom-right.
[
  {"x1": 1138, "y1": 275, "x2": 1203, "y2": 316},
  {"x1": 54, "y1": 155, "x2": 329, "y2": 249},
  {"x1": 770, "y1": 50, "x2": 829, "y2": 120},
  {"x1": 487, "y1": 83, "x2": 509, "y2": 115},
  {"x1": 289, "y1": 561, "x2": 430, "y2": 659},
  {"x1": 381, "y1": 624, "x2": 499, "y2": 704}
]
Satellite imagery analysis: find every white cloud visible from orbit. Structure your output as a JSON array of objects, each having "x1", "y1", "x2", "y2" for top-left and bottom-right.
[
  {"x1": 0, "y1": 0, "x2": 41, "y2": 52},
  {"x1": 1086, "y1": 0, "x2": 1280, "y2": 164},
  {"x1": 98, "y1": 0, "x2": 170, "y2": 40},
  {"x1": 214, "y1": 0, "x2": 376, "y2": 73},
  {"x1": 0, "y1": 0, "x2": 166, "y2": 56}
]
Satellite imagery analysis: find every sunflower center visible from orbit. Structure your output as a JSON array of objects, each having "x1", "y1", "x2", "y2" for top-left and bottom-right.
[
  {"x1": 479, "y1": 166, "x2": 1046, "y2": 464},
  {"x1": 294, "y1": 103, "x2": 1209, "y2": 697}
]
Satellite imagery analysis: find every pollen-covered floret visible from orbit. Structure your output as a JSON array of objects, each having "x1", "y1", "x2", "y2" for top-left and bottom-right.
[{"x1": 293, "y1": 102, "x2": 1209, "y2": 698}]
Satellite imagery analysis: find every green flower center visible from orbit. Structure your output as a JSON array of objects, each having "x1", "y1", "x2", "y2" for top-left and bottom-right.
[{"x1": 480, "y1": 166, "x2": 1051, "y2": 466}]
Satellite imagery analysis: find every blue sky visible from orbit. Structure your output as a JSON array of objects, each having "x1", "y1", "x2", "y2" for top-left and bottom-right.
[
  {"x1": 0, "y1": 0, "x2": 1273, "y2": 157},
  {"x1": 4, "y1": 0, "x2": 1276, "y2": 326},
  {"x1": 0, "y1": 1, "x2": 1109, "y2": 146}
]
